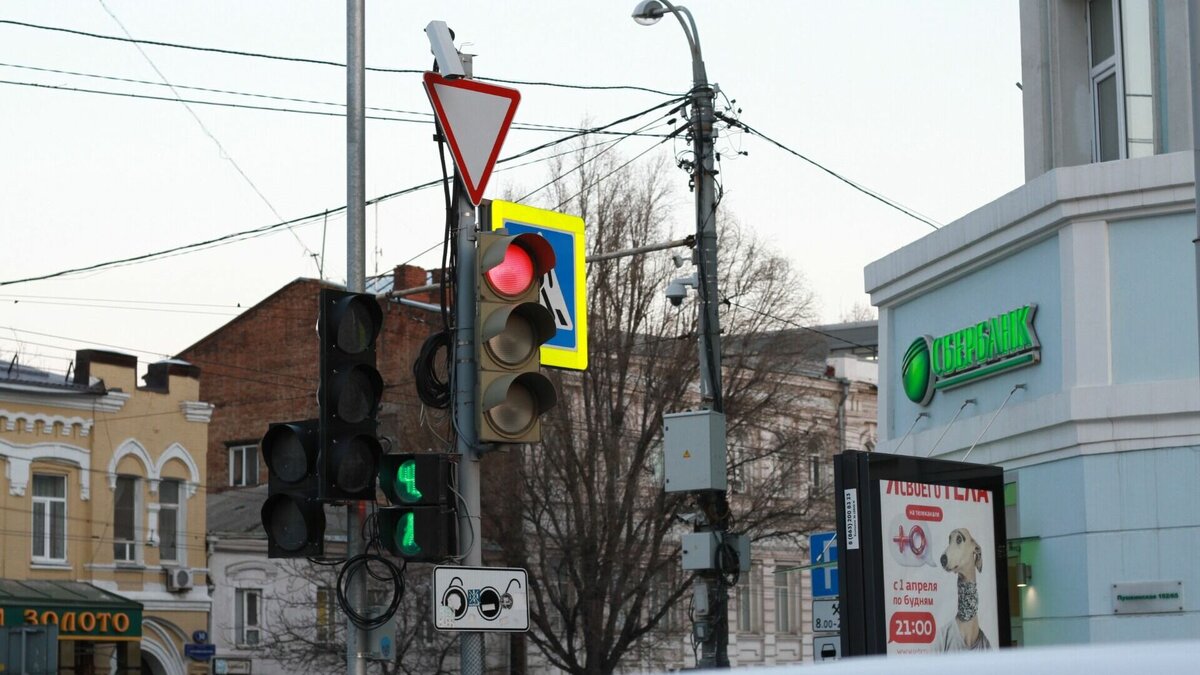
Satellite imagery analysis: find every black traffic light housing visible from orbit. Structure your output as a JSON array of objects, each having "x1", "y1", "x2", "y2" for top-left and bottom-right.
[
  {"x1": 318, "y1": 288, "x2": 384, "y2": 501},
  {"x1": 261, "y1": 419, "x2": 325, "y2": 558},
  {"x1": 377, "y1": 453, "x2": 458, "y2": 562},
  {"x1": 476, "y1": 223, "x2": 559, "y2": 444}
]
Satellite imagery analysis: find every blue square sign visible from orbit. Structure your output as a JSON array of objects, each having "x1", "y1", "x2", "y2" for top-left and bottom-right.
[{"x1": 810, "y1": 530, "x2": 838, "y2": 598}]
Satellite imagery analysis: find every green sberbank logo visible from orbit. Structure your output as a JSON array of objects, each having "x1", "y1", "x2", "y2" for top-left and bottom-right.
[{"x1": 902, "y1": 304, "x2": 1040, "y2": 405}]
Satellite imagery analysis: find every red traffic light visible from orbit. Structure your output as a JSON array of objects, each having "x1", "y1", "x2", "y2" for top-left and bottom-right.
[{"x1": 480, "y1": 232, "x2": 555, "y2": 300}]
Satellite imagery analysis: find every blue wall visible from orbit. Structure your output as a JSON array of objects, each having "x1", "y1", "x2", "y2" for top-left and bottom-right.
[
  {"x1": 1109, "y1": 212, "x2": 1199, "y2": 383},
  {"x1": 888, "y1": 236, "x2": 1063, "y2": 437}
]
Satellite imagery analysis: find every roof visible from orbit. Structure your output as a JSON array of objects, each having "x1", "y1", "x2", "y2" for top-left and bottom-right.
[
  {"x1": 207, "y1": 484, "x2": 347, "y2": 539},
  {"x1": 810, "y1": 320, "x2": 878, "y2": 356},
  {"x1": 0, "y1": 579, "x2": 141, "y2": 611},
  {"x1": 0, "y1": 356, "x2": 102, "y2": 395}
]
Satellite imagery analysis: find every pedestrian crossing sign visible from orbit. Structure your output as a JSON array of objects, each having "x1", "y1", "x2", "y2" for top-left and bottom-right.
[{"x1": 488, "y1": 200, "x2": 588, "y2": 370}]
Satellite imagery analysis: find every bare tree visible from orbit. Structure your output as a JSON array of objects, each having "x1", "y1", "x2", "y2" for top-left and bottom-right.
[{"x1": 492, "y1": 143, "x2": 834, "y2": 674}]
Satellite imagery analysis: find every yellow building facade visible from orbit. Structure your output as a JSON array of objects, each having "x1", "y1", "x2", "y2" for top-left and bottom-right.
[{"x1": 0, "y1": 350, "x2": 212, "y2": 675}]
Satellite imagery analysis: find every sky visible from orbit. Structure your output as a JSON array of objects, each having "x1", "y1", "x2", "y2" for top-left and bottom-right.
[{"x1": 0, "y1": 1, "x2": 1024, "y2": 375}]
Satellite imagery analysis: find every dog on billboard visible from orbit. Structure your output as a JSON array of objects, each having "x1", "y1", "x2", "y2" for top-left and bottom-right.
[{"x1": 937, "y1": 527, "x2": 991, "y2": 651}]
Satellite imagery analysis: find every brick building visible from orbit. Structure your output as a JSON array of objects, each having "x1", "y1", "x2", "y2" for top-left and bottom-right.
[{"x1": 176, "y1": 265, "x2": 439, "y2": 491}]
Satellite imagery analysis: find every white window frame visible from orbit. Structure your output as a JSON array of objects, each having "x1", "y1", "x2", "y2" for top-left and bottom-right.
[
  {"x1": 774, "y1": 568, "x2": 795, "y2": 634},
  {"x1": 113, "y1": 475, "x2": 140, "y2": 563},
  {"x1": 236, "y1": 588, "x2": 262, "y2": 647},
  {"x1": 32, "y1": 473, "x2": 67, "y2": 563},
  {"x1": 229, "y1": 444, "x2": 259, "y2": 487},
  {"x1": 1088, "y1": 0, "x2": 1127, "y2": 162},
  {"x1": 158, "y1": 479, "x2": 185, "y2": 564},
  {"x1": 736, "y1": 564, "x2": 762, "y2": 634}
]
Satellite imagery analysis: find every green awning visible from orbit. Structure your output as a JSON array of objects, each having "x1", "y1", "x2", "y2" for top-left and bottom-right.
[{"x1": 0, "y1": 580, "x2": 142, "y2": 641}]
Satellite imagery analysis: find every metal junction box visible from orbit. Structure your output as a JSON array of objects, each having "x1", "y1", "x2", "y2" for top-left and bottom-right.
[
  {"x1": 663, "y1": 409, "x2": 726, "y2": 493},
  {"x1": 681, "y1": 532, "x2": 751, "y2": 572}
]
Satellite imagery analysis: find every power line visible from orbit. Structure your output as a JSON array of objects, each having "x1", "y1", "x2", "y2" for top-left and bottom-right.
[
  {"x1": 721, "y1": 297, "x2": 878, "y2": 355},
  {"x1": 715, "y1": 112, "x2": 941, "y2": 231},
  {"x1": 0, "y1": 97, "x2": 685, "y2": 288},
  {"x1": 0, "y1": 63, "x2": 675, "y2": 138},
  {"x1": 0, "y1": 19, "x2": 682, "y2": 95}
]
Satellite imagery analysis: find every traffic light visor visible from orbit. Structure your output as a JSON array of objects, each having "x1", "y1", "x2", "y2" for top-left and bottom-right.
[
  {"x1": 262, "y1": 424, "x2": 315, "y2": 484},
  {"x1": 332, "y1": 434, "x2": 382, "y2": 495},
  {"x1": 333, "y1": 363, "x2": 384, "y2": 423},
  {"x1": 330, "y1": 294, "x2": 383, "y2": 354},
  {"x1": 480, "y1": 232, "x2": 555, "y2": 299},
  {"x1": 481, "y1": 372, "x2": 558, "y2": 439},
  {"x1": 262, "y1": 494, "x2": 325, "y2": 553},
  {"x1": 481, "y1": 302, "x2": 556, "y2": 367}
]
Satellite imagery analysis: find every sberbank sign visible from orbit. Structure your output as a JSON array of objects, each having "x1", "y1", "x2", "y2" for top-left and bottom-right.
[{"x1": 901, "y1": 304, "x2": 1040, "y2": 405}]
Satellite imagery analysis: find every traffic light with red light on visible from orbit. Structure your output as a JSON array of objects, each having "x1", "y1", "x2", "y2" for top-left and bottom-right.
[
  {"x1": 318, "y1": 289, "x2": 384, "y2": 501},
  {"x1": 377, "y1": 453, "x2": 457, "y2": 562},
  {"x1": 261, "y1": 419, "x2": 325, "y2": 558},
  {"x1": 476, "y1": 227, "x2": 558, "y2": 443}
]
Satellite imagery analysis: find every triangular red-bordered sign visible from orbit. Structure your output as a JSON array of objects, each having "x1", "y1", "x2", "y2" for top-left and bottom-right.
[{"x1": 423, "y1": 72, "x2": 521, "y2": 206}]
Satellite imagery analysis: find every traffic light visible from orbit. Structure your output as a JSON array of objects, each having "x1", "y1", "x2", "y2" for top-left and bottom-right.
[
  {"x1": 476, "y1": 228, "x2": 559, "y2": 443},
  {"x1": 318, "y1": 288, "x2": 384, "y2": 501},
  {"x1": 261, "y1": 419, "x2": 325, "y2": 557},
  {"x1": 377, "y1": 453, "x2": 457, "y2": 561}
]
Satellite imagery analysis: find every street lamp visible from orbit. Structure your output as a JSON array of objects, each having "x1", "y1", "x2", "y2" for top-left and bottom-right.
[{"x1": 632, "y1": 2, "x2": 730, "y2": 669}]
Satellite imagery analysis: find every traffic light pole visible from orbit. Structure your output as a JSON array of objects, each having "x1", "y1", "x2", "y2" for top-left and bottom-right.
[
  {"x1": 453, "y1": 185, "x2": 485, "y2": 675},
  {"x1": 345, "y1": 1, "x2": 368, "y2": 674}
]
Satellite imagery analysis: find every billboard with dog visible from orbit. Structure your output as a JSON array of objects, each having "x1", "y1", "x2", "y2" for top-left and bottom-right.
[
  {"x1": 879, "y1": 480, "x2": 999, "y2": 654},
  {"x1": 834, "y1": 450, "x2": 1009, "y2": 657}
]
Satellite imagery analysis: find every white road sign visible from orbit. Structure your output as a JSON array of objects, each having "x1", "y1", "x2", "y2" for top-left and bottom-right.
[
  {"x1": 813, "y1": 635, "x2": 841, "y2": 661},
  {"x1": 433, "y1": 566, "x2": 529, "y2": 632},
  {"x1": 812, "y1": 598, "x2": 840, "y2": 633}
]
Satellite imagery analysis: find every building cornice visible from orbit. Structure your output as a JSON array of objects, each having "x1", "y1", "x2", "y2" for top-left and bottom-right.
[{"x1": 180, "y1": 400, "x2": 214, "y2": 423}]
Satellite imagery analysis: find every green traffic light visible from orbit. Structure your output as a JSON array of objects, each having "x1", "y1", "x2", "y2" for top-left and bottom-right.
[
  {"x1": 396, "y1": 459, "x2": 423, "y2": 504},
  {"x1": 399, "y1": 511, "x2": 421, "y2": 556}
]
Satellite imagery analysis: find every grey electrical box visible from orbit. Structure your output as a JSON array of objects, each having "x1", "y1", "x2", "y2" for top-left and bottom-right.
[
  {"x1": 682, "y1": 532, "x2": 752, "y2": 572},
  {"x1": 681, "y1": 532, "x2": 718, "y2": 570},
  {"x1": 663, "y1": 410, "x2": 726, "y2": 492}
]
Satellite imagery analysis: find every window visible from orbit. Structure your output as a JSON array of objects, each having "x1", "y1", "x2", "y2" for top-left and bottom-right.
[
  {"x1": 32, "y1": 474, "x2": 66, "y2": 562},
  {"x1": 316, "y1": 587, "x2": 337, "y2": 644},
  {"x1": 229, "y1": 444, "x2": 259, "y2": 487},
  {"x1": 113, "y1": 475, "x2": 138, "y2": 562},
  {"x1": 774, "y1": 569, "x2": 795, "y2": 634},
  {"x1": 1088, "y1": 0, "x2": 1157, "y2": 162},
  {"x1": 236, "y1": 589, "x2": 262, "y2": 646},
  {"x1": 159, "y1": 480, "x2": 183, "y2": 563},
  {"x1": 736, "y1": 564, "x2": 762, "y2": 633}
]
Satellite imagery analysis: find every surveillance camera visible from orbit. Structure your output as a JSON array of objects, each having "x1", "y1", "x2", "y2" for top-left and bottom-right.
[
  {"x1": 425, "y1": 21, "x2": 466, "y2": 78},
  {"x1": 665, "y1": 280, "x2": 687, "y2": 306}
]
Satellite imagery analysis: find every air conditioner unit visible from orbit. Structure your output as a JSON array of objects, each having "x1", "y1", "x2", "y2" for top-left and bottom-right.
[{"x1": 165, "y1": 567, "x2": 194, "y2": 592}]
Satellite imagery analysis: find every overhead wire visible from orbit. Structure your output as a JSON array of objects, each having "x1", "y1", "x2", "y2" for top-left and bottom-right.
[
  {"x1": 0, "y1": 96, "x2": 685, "y2": 288},
  {"x1": 714, "y1": 112, "x2": 941, "y2": 231},
  {"x1": 0, "y1": 19, "x2": 682, "y2": 95}
]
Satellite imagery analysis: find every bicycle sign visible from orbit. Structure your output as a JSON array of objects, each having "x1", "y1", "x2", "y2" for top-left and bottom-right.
[{"x1": 433, "y1": 566, "x2": 529, "y2": 632}]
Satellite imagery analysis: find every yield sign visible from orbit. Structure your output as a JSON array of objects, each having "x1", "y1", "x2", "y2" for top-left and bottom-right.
[{"x1": 423, "y1": 72, "x2": 520, "y2": 205}]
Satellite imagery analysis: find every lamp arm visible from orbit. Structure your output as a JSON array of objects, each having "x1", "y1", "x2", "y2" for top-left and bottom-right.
[{"x1": 659, "y1": 0, "x2": 707, "y2": 84}]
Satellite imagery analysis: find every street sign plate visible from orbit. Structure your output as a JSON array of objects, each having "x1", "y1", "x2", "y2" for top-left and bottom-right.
[
  {"x1": 490, "y1": 200, "x2": 588, "y2": 370},
  {"x1": 433, "y1": 566, "x2": 529, "y2": 632},
  {"x1": 812, "y1": 598, "x2": 840, "y2": 633},
  {"x1": 423, "y1": 73, "x2": 520, "y2": 205},
  {"x1": 813, "y1": 635, "x2": 840, "y2": 661},
  {"x1": 184, "y1": 643, "x2": 216, "y2": 661},
  {"x1": 810, "y1": 530, "x2": 839, "y2": 598}
]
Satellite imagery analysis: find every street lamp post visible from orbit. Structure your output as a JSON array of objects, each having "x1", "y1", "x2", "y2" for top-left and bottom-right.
[{"x1": 633, "y1": 1, "x2": 731, "y2": 668}]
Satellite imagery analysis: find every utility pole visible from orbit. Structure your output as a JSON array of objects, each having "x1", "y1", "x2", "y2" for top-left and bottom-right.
[
  {"x1": 1189, "y1": 0, "x2": 1200, "y2": 362},
  {"x1": 632, "y1": 0, "x2": 730, "y2": 667},
  {"x1": 345, "y1": 1, "x2": 368, "y2": 674}
]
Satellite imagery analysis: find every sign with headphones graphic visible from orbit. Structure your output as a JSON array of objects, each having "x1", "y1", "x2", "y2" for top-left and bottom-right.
[{"x1": 433, "y1": 566, "x2": 529, "y2": 632}]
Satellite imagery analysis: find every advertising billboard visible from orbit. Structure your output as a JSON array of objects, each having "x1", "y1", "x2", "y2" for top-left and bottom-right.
[{"x1": 834, "y1": 451, "x2": 1009, "y2": 657}]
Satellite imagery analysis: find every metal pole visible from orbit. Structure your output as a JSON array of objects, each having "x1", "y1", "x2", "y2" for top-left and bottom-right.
[
  {"x1": 1189, "y1": 0, "x2": 1200, "y2": 359},
  {"x1": 454, "y1": 187, "x2": 485, "y2": 675},
  {"x1": 345, "y1": 1, "x2": 367, "y2": 674},
  {"x1": 659, "y1": 1, "x2": 729, "y2": 667}
]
